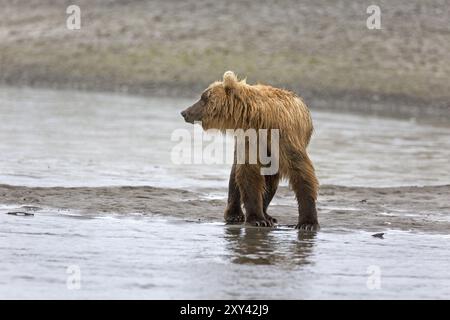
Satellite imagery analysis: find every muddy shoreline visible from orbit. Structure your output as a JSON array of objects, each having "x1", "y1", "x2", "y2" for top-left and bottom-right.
[
  {"x1": 2, "y1": 0, "x2": 450, "y2": 122},
  {"x1": 1, "y1": 184, "x2": 449, "y2": 234}
]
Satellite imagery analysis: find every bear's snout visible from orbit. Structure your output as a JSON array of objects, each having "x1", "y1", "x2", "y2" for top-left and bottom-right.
[
  {"x1": 181, "y1": 100, "x2": 205, "y2": 124},
  {"x1": 180, "y1": 109, "x2": 193, "y2": 123}
]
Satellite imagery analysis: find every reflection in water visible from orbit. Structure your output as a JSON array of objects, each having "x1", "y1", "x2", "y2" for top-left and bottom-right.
[
  {"x1": 2, "y1": 211, "x2": 450, "y2": 299},
  {"x1": 223, "y1": 226, "x2": 316, "y2": 266}
]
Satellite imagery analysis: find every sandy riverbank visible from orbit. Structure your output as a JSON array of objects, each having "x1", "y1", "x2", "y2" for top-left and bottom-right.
[
  {"x1": 1, "y1": 0, "x2": 450, "y2": 121},
  {"x1": 2, "y1": 184, "x2": 449, "y2": 234}
]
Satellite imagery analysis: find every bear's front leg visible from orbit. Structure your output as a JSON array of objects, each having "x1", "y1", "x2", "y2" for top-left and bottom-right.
[
  {"x1": 235, "y1": 164, "x2": 273, "y2": 227},
  {"x1": 224, "y1": 163, "x2": 245, "y2": 224}
]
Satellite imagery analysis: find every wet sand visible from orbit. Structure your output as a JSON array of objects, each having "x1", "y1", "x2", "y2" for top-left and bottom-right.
[{"x1": 2, "y1": 184, "x2": 449, "y2": 234}]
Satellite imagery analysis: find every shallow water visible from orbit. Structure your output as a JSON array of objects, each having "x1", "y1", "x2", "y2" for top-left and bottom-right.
[
  {"x1": 0, "y1": 87, "x2": 449, "y2": 299},
  {"x1": 1, "y1": 209, "x2": 449, "y2": 299},
  {"x1": 1, "y1": 87, "x2": 449, "y2": 189}
]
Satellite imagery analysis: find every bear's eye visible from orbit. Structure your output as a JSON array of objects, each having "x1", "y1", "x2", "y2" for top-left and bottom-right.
[{"x1": 200, "y1": 92, "x2": 208, "y2": 102}]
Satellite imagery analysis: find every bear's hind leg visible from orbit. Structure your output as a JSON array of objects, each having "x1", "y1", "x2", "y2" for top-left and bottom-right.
[
  {"x1": 236, "y1": 164, "x2": 273, "y2": 227},
  {"x1": 287, "y1": 151, "x2": 319, "y2": 231},
  {"x1": 224, "y1": 163, "x2": 245, "y2": 224},
  {"x1": 263, "y1": 174, "x2": 280, "y2": 224}
]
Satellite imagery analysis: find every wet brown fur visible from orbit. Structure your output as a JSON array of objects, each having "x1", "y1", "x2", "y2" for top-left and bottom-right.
[{"x1": 182, "y1": 71, "x2": 319, "y2": 229}]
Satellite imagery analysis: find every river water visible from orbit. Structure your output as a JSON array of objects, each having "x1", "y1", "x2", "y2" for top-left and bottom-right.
[
  {"x1": 0, "y1": 87, "x2": 449, "y2": 299},
  {"x1": 1, "y1": 87, "x2": 449, "y2": 189}
]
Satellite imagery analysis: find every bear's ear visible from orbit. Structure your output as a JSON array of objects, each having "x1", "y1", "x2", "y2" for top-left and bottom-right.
[{"x1": 222, "y1": 71, "x2": 239, "y2": 94}]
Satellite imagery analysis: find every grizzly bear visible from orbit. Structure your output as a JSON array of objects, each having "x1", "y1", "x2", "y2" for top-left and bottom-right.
[{"x1": 181, "y1": 71, "x2": 319, "y2": 230}]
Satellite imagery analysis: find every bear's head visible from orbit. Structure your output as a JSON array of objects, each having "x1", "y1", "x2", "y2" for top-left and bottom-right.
[{"x1": 181, "y1": 71, "x2": 248, "y2": 130}]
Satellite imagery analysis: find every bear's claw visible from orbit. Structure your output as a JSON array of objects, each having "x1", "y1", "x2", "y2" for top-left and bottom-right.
[
  {"x1": 224, "y1": 206, "x2": 246, "y2": 224},
  {"x1": 264, "y1": 213, "x2": 278, "y2": 224},
  {"x1": 246, "y1": 218, "x2": 274, "y2": 227},
  {"x1": 295, "y1": 223, "x2": 320, "y2": 231},
  {"x1": 225, "y1": 214, "x2": 245, "y2": 224}
]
